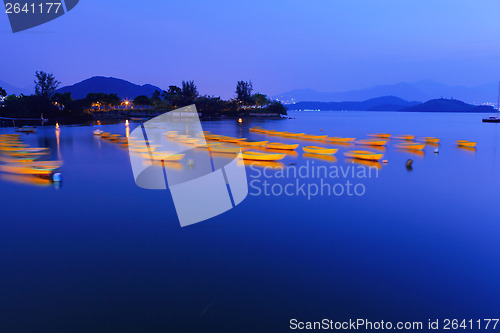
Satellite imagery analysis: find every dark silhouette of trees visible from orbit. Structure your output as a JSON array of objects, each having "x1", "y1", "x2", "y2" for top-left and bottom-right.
[
  {"x1": 34, "y1": 71, "x2": 60, "y2": 98},
  {"x1": 1, "y1": 74, "x2": 287, "y2": 120},
  {"x1": 133, "y1": 95, "x2": 151, "y2": 106},
  {"x1": 106, "y1": 93, "x2": 122, "y2": 107},
  {"x1": 86, "y1": 93, "x2": 121, "y2": 108},
  {"x1": 267, "y1": 100, "x2": 287, "y2": 115},
  {"x1": 252, "y1": 93, "x2": 270, "y2": 107},
  {"x1": 52, "y1": 92, "x2": 73, "y2": 109},
  {"x1": 151, "y1": 89, "x2": 162, "y2": 106},
  {"x1": 162, "y1": 85, "x2": 182, "y2": 107},
  {"x1": 236, "y1": 81, "x2": 253, "y2": 105},
  {"x1": 181, "y1": 80, "x2": 199, "y2": 105}
]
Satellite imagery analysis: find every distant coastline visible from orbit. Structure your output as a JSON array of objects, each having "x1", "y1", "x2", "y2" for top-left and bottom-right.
[{"x1": 285, "y1": 97, "x2": 496, "y2": 113}]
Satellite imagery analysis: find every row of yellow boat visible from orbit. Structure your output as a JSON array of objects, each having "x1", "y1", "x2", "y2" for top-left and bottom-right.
[
  {"x1": 203, "y1": 131, "x2": 384, "y2": 161},
  {"x1": 249, "y1": 127, "x2": 356, "y2": 143},
  {"x1": 0, "y1": 134, "x2": 62, "y2": 177},
  {"x1": 95, "y1": 130, "x2": 186, "y2": 163},
  {"x1": 250, "y1": 127, "x2": 477, "y2": 148}
]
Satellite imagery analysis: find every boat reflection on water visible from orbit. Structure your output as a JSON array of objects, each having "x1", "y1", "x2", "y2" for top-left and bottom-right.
[
  {"x1": 425, "y1": 142, "x2": 440, "y2": 147},
  {"x1": 325, "y1": 142, "x2": 355, "y2": 148},
  {"x1": 0, "y1": 133, "x2": 62, "y2": 187},
  {"x1": 458, "y1": 146, "x2": 477, "y2": 153},
  {"x1": 303, "y1": 153, "x2": 337, "y2": 163},
  {"x1": 0, "y1": 173, "x2": 55, "y2": 187},
  {"x1": 395, "y1": 149, "x2": 425, "y2": 157},
  {"x1": 239, "y1": 160, "x2": 285, "y2": 169},
  {"x1": 361, "y1": 145, "x2": 386, "y2": 152},
  {"x1": 250, "y1": 147, "x2": 299, "y2": 157},
  {"x1": 145, "y1": 160, "x2": 184, "y2": 170},
  {"x1": 345, "y1": 158, "x2": 382, "y2": 169}
]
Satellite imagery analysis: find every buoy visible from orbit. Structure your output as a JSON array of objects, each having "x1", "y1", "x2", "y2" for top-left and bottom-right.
[
  {"x1": 382, "y1": 160, "x2": 388, "y2": 164},
  {"x1": 320, "y1": 129, "x2": 323, "y2": 132},
  {"x1": 52, "y1": 173, "x2": 62, "y2": 182},
  {"x1": 289, "y1": 162, "x2": 296, "y2": 165},
  {"x1": 434, "y1": 148, "x2": 439, "y2": 154},
  {"x1": 187, "y1": 159, "x2": 194, "y2": 166},
  {"x1": 406, "y1": 159, "x2": 413, "y2": 170}
]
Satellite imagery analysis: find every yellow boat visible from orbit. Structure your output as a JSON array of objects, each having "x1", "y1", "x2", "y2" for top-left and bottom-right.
[
  {"x1": 204, "y1": 134, "x2": 222, "y2": 140},
  {"x1": 218, "y1": 136, "x2": 247, "y2": 143},
  {"x1": 0, "y1": 164, "x2": 60, "y2": 175},
  {"x1": 0, "y1": 156, "x2": 40, "y2": 163},
  {"x1": 326, "y1": 137, "x2": 356, "y2": 143},
  {"x1": 15, "y1": 127, "x2": 36, "y2": 133},
  {"x1": 28, "y1": 160, "x2": 64, "y2": 166},
  {"x1": 106, "y1": 134, "x2": 121, "y2": 140},
  {"x1": 457, "y1": 140, "x2": 477, "y2": 147},
  {"x1": 302, "y1": 146, "x2": 338, "y2": 155},
  {"x1": 239, "y1": 160, "x2": 285, "y2": 169},
  {"x1": 266, "y1": 142, "x2": 299, "y2": 150},
  {"x1": 344, "y1": 150, "x2": 384, "y2": 161},
  {"x1": 393, "y1": 134, "x2": 415, "y2": 140},
  {"x1": 1, "y1": 174, "x2": 53, "y2": 186},
  {"x1": 395, "y1": 143, "x2": 426, "y2": 150},
  {"x1": 368, "y1": 133, "x2": 391, "y2": 138},
  {"x1": 354, "y1": 139, "x2": 388, "y2": 146},
  {"x1": 8, "y1": 151, "x2": 49, "y2": 157},
  {"x1": 178, "y1": 138, "x2": 202, "y2": 145},
  {"x1": 251, "y1": 147, "x2": 299, "y2": 157},
  {"x1": 421, "y1": 137, "x2": 440, "y2": 143},
  {"x1": 249, "y1": 127, "x2": 266, "y2": 133},
  {"x1": 241, "y1": 151, "x2": 286, "y2": 161},
  {"x1": 129, "y1": 146, "x2": 156, "y2": 153},
  {"x1": 301, "y1": 134, "x2": 328, "y2": 140},
  {"x1": 280, "y1": 132, "x2": 305, "y2": 137},
  {"x1": 0, "y1": 141, "x2": 28, "y2": 146},
  {"x1": 144, "y1": 152, "x2": 185, "y2": 162},
  {"x1": 238, "y1": 140, "x2": 269, "y2": 147},
  {"x1": 209, "y1": 145, "x2": 242, "y2": 154},
  {"x1": 195, "y1": 142, "x2": 224, "y2": 149}
]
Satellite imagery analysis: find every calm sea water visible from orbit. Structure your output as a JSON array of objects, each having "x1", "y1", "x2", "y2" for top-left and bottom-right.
[{"x1": 0, "y1": 111, "x2": 499, "y2": 333}]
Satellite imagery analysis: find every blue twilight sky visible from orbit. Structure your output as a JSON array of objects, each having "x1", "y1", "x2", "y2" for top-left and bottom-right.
[{"x1": 1, "y1": 0, "x2": 500, "y2": 98}]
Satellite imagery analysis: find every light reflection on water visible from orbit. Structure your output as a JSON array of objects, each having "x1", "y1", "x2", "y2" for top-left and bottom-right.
[{"x1": 0, "y1": 111, "x2": 499, "y2": 332}]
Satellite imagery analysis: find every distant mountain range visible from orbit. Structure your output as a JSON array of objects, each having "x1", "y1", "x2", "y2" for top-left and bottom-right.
[
  {"x1": 287, "y1": 97, "x2": 496, "y2": 113},
  {"x1": 401, "y1": 98, "x2": 495, "y2": 113},
  {"x1": 0, "y1": 80, "x2": 32, "y2": 95},
  {"x1": 273, "y1": 80, "x2": 499, "y2": 105},
  {"x1": 286, "y1": 96, "x2": 420, "y2": 112},
  {"x1": 56, "y1": 76, "x2": 162, "y2": 99}
]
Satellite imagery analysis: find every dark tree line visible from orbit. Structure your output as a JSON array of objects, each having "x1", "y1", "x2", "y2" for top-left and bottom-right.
[
  {"x1": 131, "y1": 80, "x2": 286, "y2": 116},
  {"x1": 0, "y1": 74, "x2": 287, "y2": 120},
  {"x1": 1, "y1": 71, "x2": 91, "y2": 119}
]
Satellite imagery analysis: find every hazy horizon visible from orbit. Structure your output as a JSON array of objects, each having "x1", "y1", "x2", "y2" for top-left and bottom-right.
[{"x1": 2, "y1": 0, "x2": 500, "y2": 99}]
